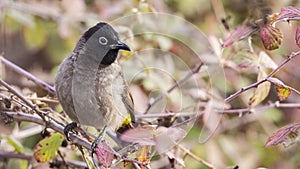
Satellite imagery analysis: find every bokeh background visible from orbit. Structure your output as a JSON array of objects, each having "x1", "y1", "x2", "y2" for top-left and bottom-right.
[{"x1": 1, "y1": 0, "x2": 300, "y2": 169}]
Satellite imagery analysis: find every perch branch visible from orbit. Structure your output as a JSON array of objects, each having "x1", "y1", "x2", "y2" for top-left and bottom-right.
[{"x1": 2, "y1": 110, "x2": 91, "y2": 149}]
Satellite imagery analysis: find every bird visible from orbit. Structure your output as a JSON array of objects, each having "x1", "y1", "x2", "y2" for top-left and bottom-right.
[{"x1": 54, "y1": 22, "x2": 135, "y2": 144}]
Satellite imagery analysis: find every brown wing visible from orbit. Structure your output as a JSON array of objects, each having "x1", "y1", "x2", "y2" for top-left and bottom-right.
[{"x1": 122, "y1": 87, "x2": 135, "y2": 124}]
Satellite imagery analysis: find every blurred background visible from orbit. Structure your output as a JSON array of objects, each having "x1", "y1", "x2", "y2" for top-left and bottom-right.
[{"x1": 1, "y1": 0, "x2": 300, "y2": 169}]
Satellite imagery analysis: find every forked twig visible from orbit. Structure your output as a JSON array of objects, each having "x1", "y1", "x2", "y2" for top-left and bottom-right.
[{"x1": 225, "y1": 50, "x2": 300, "y2": 102}]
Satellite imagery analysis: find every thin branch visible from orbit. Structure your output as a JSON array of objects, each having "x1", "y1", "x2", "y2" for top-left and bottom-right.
[
  {"x1": 0, "y1": 150, "x2": 88, "y2": 168},
  {"x1": 143, "y1": 63, "x2": 203, "y2": 114},
  {"x1": 177, "y1": 144, "x2": 216, "y2": 169},
  {"x1": 0, "y1": 78, "x2": 46, "y2": 120},
  {"x1": 225, "y1": 50, "x2": 300, "y2": 102},
  {"x1": 287, "y1": 85, "x2": 300, "y2": 96},
  {"x1": 26, "y1": 97, "x2": 59, "y2": 103},
  {"x1": 135, "y1": 111, "x2": 198, "y2": 119},
  {"x1": 218, "y1": 102, "x2": 300, "y2": 115},
  {"x1": 0, "y1": 56, "x2": 56, "y2": 94}
]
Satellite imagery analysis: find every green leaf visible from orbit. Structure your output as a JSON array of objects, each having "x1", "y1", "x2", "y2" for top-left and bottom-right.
[
  {"x1": 248, "y1": 70, "x2": 271, "y2": 107},
  {"x1": 19, "y1": 160, "x2": 28, "y2": 169},
  {"x1": 4, "y1": 136, "x2": 24, "y2": 154},
  {"x1": 33, "y1": 133, "x2": 64, "y2": 163}
]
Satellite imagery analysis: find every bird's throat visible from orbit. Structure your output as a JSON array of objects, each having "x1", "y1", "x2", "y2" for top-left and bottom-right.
[{"x1": 100, "y1": 50, "x2": 119, "y2": 65}]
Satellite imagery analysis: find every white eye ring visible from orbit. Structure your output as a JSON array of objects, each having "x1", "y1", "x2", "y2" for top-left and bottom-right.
[{"x1": 99, "y1": 37, "x2": 108, "y2": 45}]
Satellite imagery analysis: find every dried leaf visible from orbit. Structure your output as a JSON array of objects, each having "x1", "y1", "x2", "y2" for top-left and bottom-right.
[
  {"x1": 248, "y1": 70, "x2": 271, "y2": 107},
  {"x1": 296, "y1": 26, "x2": 300, "y2": 48},
  {"x1": 222, "y1": 23, "x2": 258, "y2": 48},
  {"x1": 95, "y1": 141, "x2": 115, "y2": 168},
  {"x1": 276, "y1": 6, "x2": 300, "y2": 22},
  {"x1": 268, "y1": 78, "x2": 292, "y2": 101},
  {"x1": 260, "y1": 25, "x2": 283, "y2": 50},
  {"x1": 265, "y1": 123, "x2": 300, "y2": 147},
  {"x1": 34, "y1": 133, "x2": 64, "y2": 163}
]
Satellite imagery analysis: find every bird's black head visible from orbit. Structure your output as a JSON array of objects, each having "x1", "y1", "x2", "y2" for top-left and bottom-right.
[{"x1": 75, "y1": 22, "x2": 130, "y2": 65}]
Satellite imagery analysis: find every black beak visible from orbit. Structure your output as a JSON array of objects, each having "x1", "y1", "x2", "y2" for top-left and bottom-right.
[{"x1": 110, "y1": 41, "x2": 131, "y2": 51}]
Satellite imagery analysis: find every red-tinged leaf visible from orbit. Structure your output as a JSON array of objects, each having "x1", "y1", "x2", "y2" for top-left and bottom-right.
[
  {"x1": 268, "y1": 78, "x2": 292, "y2": 101},
  {"x1": 296, "y1": 26, "x2": 300, "y2": 48},
  {"x1": 95, "y1": 141, "x2": 115, "y2": 168},
  {"x1": 276, "y1": 6, "x2": 300, "y2": 22},
  {"x1": 249, "y1": 70, "x2": 271, "y2": 107},
  {"x1": 265, "y1": 123, "x2": 300, "y2": 147},
  {"x1": 34, "y1": 133, "x2": 64, "y2": 163},
  {"x1": 260, "y1": 25, "x2": 283, "y2": 50},
  {"x1": 222, "y1": 23, "x2": 258, "y2": 48}
]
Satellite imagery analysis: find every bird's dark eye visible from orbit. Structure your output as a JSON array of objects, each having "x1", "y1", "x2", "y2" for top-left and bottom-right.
[{"x1": 99, "y1": 37, "x2": 108, "y2": 45}]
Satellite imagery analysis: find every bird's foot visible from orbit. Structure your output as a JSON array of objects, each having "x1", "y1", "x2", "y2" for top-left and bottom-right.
[{"x1": 64, "y1": 122, "x2": 78, "y2": 141}]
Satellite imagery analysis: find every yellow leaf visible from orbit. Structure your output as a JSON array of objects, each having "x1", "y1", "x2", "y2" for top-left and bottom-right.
[
  {"x1": 249, "y1": 70, "x2": 271, "y2": 107},
  {"x1": 275, "y1": 85, "x2": 291, "y2": 101},
  {"x1": 33, "y1": 133, "x2": 64, "y2": 163}
]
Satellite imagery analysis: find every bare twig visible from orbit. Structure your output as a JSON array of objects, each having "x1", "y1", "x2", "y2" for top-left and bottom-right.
[
  {"x1": 0, "y1": 150, "x2": 88, "y2": 168},
  {"x1": 177, "y1": 144, "x2": 216, "y2": 169},
  {"x1": 0, "y1": 78, "x2": 47, "y2": 120},
  {"x1": 218, "y1": 102, "x2": 300, "y2": 115},
  {"x1": 26, "y1": 97, "x2": 59, "y2": 103},
  {"x1": 135, "y1": 111, "x2": 199, "y2": 119},
  {"x1": 143, "y1": 63, "x2": 203, "y2": 114},
  {"x1": 0, "y1": 56, "x2": 56, "y2": 94},
  {"x1": 285, "y1": 85, "x2": 300, "y2": 96},
  {"x1": 225, "y1": 51, "x2": 300, "y2": 102}
]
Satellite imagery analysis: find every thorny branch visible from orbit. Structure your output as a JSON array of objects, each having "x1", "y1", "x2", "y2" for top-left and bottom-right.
[{"x1": 225, "y1": 50, "x2": 300, "y2": 102}]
